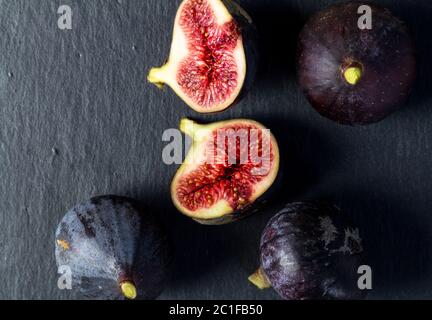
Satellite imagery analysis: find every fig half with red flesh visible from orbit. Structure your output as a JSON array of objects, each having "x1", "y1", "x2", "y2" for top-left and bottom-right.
[
  {"x1": 297, "y1": 2, "x2": 416, "y2": 125},
  {"x1": 171, "y1": 118, "x2": 280, "y2": 224},
  {"x1": 148, "y1": 0, "x2": 258, "y2": 113}
]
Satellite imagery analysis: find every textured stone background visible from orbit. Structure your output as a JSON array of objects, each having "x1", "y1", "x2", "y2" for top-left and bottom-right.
[{"x1": 0, "y1": 0, "x2": 431, "y2": 299}]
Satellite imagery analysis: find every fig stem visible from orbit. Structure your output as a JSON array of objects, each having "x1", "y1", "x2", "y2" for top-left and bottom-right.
[
  {"x1": 343, "y1": 66, "x2": 362, "y2": 85},
  {"x1": 180, "y1": 118, "x2": 197, "y2": 136},
  {"x1": 180, "y1": 118, "x2": 209, "y2": 142},
  {"x1": 248, "y1": 267, "x2": 271, "y2": 290},
  {"x1": 120, "y1": 281, "x2": 137, "y2": 300},
  {"x1": 148, "y1": 66, "x2": 168, "y2": 89}
]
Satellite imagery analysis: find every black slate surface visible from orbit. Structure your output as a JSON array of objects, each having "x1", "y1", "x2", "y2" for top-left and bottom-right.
[{"x1": 0, "y1": 0, "x2": 432, "y2": 299}]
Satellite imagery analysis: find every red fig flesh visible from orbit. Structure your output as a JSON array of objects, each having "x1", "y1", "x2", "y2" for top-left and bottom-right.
[
  {"x1": 171, "y1": 119, "x2": 280, "y2": 224},
  {"x1": 148, "y1": 0, "x2": 257, "y2": 113}
]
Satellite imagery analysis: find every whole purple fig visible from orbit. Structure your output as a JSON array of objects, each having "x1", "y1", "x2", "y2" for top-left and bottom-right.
[
  {"x1": 249, "y1": 202, "x2": 367, "y2": 300},
  {"x1": 297, "y1": 2, "x2": 416, "y2": 125}
]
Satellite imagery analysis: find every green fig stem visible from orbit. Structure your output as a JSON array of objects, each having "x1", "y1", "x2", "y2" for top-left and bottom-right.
[
  {"x1": 343, "y1": 65, "x2": 362, "y2": 85},
  {"x1": 180, "y1": 118, "x2": 197, "y2": 136},
  {"x1": 180, "y1": 118, "x2": 209, "y2": 142},
  {"x1": 120, "y1": 281, "x2": 137, "y2": 300},
  {"x1": 248, "y1": 267, "x2": 271, "y2": 290},
  {"x1": 147, "y1": 65, "x2": 168, "y2": 89}
]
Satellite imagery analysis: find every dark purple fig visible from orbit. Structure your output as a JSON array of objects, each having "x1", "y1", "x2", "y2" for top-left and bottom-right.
[
  {"x1": 148, "y1": 0, "x2": 258, "y2": 113},
  {"x1": 297, "y1": 2, "x2": 416, "y2": 125},
  {"x1": 249, "y1": 202, "x2": 366, "y2": 300},
  {"x1": 55, "y1": 195, "x2": 171, "y2": 300}
]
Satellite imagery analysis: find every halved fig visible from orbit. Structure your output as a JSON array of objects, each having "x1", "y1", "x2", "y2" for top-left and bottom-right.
[
  {"x1": 148, "y1": 0, "x2": 258, "y2": 113},
  {"x1": 171, "y1": 118, "x2": 280, "y2": 225}
]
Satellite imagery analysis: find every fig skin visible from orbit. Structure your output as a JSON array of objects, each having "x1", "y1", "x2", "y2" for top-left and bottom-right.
[
  {"x1": 55, "y1": 195, "x2": 171, "y2": 300},
  {"x1": 250, "y1": 202, "x2": 367, "y2": 300},
  {"x1": 297, "y1": 2, "x2": 416, "y2": 125},
  {"x1": 171, "y1": 119, "x2": 280, "y2": 225},
  {"x1": 222, "y1": 0, "x2": 259, "y2": 102},
  {"x1": 148, "y1": 0, "x2": 258, "y2": 113}
]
